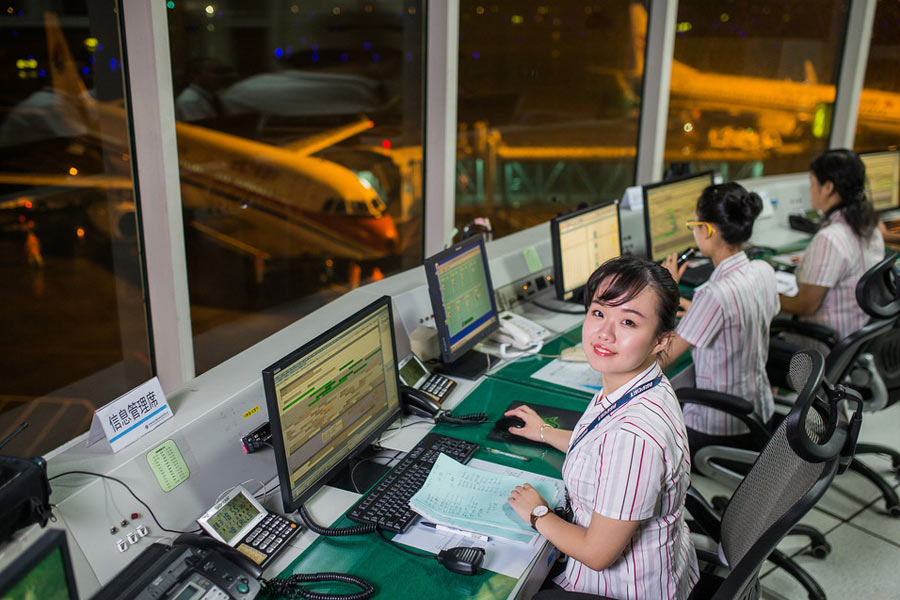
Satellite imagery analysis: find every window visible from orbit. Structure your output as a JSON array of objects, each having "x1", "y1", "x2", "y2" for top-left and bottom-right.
[
  {"x1": 456, "y1": 1, "x2": 646, "y2": 239},
  {"x1": 854, "y1": 0, "x2": 900, "y2": 152},
  {"x1": 0, "y1": 5, "x2": 151, "y2": 456},
  {"x1": 665, "y1": 1, "x2": 850, "y2": 181},
  {"x1": 166, "y1": 1, "x2": 425, "y2": 374}
]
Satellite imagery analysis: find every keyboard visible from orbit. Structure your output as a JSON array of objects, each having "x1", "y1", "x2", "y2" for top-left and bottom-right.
[
  {"x1": 348, "y1": 433, "x2": 479, "y2": 532},
  {"x1": 680, "y1": 260, "x2": 714, "y2": 287}
]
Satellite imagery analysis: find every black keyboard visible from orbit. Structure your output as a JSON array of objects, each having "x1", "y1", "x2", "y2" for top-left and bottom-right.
[
  {"x1": 680, "y1": 261, "x2": 714, "y2": 287},
  {"x1": 348, "y1": 433, "x2": 478, "y2": 532}
]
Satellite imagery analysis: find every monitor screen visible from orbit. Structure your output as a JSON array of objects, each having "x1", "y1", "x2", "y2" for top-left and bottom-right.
[
  {"x1": 0, "y1": 530, "x2": 79, "y2": 600},
  {"x1": 860, "y1": 150, "x2": 900, "y2": 213},
  {"x1": 643, "y1": 171, "x2": 714, "y2": 262},
  {"x1": 263, "y1": 295, "x2": 402, "y2": 512},
  {"x1": 551, "y1": 200, "x2": 621, "y2": 301},
  {"x1": 423, "y1": 235, "x2": 499, "y2": 364}
]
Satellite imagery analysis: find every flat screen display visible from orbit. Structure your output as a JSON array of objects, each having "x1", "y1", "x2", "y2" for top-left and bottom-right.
[
  {"x1": 551, "y1": 200, "x2": 621, "y2": 301},
  {"x1": 642, "y1": 171, "x2": 714, "y2": 262},
  {"x1": 860, "y1": 150, "x2": 900, "y2": 213}
]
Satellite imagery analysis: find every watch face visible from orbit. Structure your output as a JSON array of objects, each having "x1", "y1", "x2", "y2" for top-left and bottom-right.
[{"x1": 532, "y1": 505, "x2": 549, "y2": 517}]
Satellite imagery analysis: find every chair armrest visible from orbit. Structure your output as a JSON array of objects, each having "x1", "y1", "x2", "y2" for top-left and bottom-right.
[
  {"x1": 685, "y1": 485, "x2": 722, "y2": 542},
  {"x1": 770, "y1": 317, "x2": 839, "y2": 349},
  {"x1": 695, "y1": 548, "x2": 727, "y2": 569},
  {"x1": 676, "y1": 388, "x2": 770, "y2": 444}
]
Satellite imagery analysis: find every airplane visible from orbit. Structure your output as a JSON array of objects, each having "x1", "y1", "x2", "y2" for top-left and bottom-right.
[{"x1": 0, "y1": 12, "x2": 400, "y2": 276}]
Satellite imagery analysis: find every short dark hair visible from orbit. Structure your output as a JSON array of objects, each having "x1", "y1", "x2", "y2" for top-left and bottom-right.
[
  {"x1": 810, "y1": 148, "x2": 876, "y2": 239},
  {"x1": 583, "y1": 255, "x2": 679, "y2": 337},
  {"x1": 695, "y1": 182, "x2": 763, "y2": 245}
]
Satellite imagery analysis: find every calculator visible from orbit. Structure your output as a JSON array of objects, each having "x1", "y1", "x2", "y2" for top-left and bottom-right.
[
  {"x1": 397, "y1": 352, "x2": 457, "y2": 404},
  {"x1": 197, "y1": 485, "x2": 301, "y2": 569}
]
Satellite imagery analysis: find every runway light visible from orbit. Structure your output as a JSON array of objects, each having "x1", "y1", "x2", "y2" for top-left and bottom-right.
[
  {"x1": 24, "y1": 200, "x2": 32, "y2": 209},
  {"x1": 381, "y1": 139, "x2": 391, "y2": 149},
  {"x1": 84, "y1": 37, "x2": 99, "y2": 50},
  {"x1": 677, "y1": 21, "x2": 692, "y2": 33},
  {"x1": 683, "y1": 122, "x2": 694, "y2": 133},
  {"x1": 69, "y1": 167, "x2": 78, "y2": 175},
  {"x1": 720, "y1": 13, "x2": 729, "y2": 22},
  {"x1": 511, "y1": 14, "x2": 524, "y2": 24},
  {"x1": 166, "y1": 1, "x2": 175, "y2": 9},
  {"x1": 76, "y1": 227, "x2": 85, "y2": 238},
  {"x1": 205, "y1": 5, "x2": 214, "y2": 15}
]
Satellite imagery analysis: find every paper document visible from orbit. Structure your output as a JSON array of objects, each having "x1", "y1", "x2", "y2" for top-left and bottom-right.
[
  {"x1": 531, "y1": 359, "x2": 603, "y2": 395},
  {"x1": 395, "y1": 459, "x2": 563, "y2": 578},
  {"x1": 775, "y1": 271, "x2": 799, "y2": 297},
  {"x1": 409, "y1": 454, "x2": 562, "y2": 544},
  {"x1": 770, "y1": 250, "x2": 804, "y2": 269}
]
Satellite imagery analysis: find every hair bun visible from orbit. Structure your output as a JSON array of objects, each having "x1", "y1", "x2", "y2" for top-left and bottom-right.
[{"x1": 742, "y1": 192, "x2": 763, "y2": 219}]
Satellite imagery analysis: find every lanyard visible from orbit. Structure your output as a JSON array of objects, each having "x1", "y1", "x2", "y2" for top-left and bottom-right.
[{"x1": 569, "y1": 375, "x2": 663, "y2": 451}]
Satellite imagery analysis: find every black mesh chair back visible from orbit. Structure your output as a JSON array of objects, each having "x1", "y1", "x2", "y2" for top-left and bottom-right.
[
  {"x1": 713, "y1": 351, "x2": 857, "y2": 600},
  {"x1": 854, "y1": 251, "x2": 900, "y2": 399}
]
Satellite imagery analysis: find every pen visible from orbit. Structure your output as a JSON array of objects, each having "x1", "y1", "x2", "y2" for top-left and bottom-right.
[
  {"x1": 421, "y1": 521, "x2": 491, "y2": 542},
  {"x1": 484, "y1": 447, "x2": 530, "y2": 462}
]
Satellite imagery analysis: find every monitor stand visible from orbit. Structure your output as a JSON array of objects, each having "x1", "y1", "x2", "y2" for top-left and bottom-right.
[
  {"x1": 327, "y1": 452, "x2": 391, "y2": 495},
  {"x1": 432, "y1": 349, "x2": 490, "y2": 380}
]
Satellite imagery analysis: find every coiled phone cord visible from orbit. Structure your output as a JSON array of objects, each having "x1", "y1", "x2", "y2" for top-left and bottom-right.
[{"x1": 260, "y1": 572, "x2": 374, "y2": 600}]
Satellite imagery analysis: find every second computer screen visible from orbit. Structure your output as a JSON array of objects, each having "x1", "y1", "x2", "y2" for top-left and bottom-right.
[
  {"x1": 434, "y1": 244, "x2": 495, "y2": 355},
  {"x1": 268, "y1": 302, "x2": 398, "y2": 505},
  {"x1": 557, "y1": 202, "x2": 620, "y2": 300},
  {"x1": 861, "y1": 151, "x2": 900, "y2": 212},
  {"x1": 645, "y1": 174, "x2": 712, "y2": 262}
]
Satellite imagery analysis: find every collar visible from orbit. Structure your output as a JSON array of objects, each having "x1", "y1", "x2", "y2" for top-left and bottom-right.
[
  {"x1": 596, "y1": 362, "x2": 662, "y2": 409},
  {"x1": 709, "y1": 251, "x2": 748, "y2": 282}
]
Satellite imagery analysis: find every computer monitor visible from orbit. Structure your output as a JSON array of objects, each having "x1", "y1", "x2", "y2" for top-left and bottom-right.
[
  {"x1": 860, "y1": 150, "x2": 900, "y2": 213},
  {"x1": 262, "y1": 295, "x2": 402, "y2": 513},
  {"x1": 423, "y1": 234, "x2": 499, "y2": 379},
  {"x1": 0, "y1": 529, "x2": 79, "y2": 600},
  {"x1": 551, "y1": 200, "x2": 621, "y2": 302},
  {"x1": 642, "y1": 171, "x2": 715, "y2": 262}
]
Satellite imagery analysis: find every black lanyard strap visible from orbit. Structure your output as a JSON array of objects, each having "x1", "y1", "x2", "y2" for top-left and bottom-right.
[{"x1": 570, "y1": 375, "x2": 663, "y2": 451}]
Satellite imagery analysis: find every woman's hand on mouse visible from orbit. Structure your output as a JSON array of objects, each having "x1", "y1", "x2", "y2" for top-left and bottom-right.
[{"x1": 503, "y1": 405, "x2": 545, "y2": 442}]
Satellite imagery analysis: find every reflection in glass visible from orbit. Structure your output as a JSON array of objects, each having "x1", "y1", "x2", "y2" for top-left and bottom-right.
[
  {"x1": 167, "y1": 2, "x2": 425, "y2": 374},
  {"x1": 0, "y1": 7, "x2": 151, "y2": 456},
  {"x1": 854, "y1": 0, "x2": 900, "y2": 152},
  {"x1": 456, "y1": 1, "x2": 645, "y2": 239},
  {"x1": 666, "y1": 1, "x2": 849, "y2": 180}
]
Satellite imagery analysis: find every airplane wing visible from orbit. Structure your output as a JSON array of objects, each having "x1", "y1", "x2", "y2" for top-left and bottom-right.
[{"x1": 282, "y1": 116, "x2": 374, "y2": 156}]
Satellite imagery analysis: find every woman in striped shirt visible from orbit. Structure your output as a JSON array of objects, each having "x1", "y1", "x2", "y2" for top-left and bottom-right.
[
  {"x1": 779, "y1": 149, "x2": 884, "y2": 338},
  {"x1": 504, "y1": 256, "x2": 698, "y2": 599},
  {"x1": 660, "y1": 183, "x2": 780, "y2": 455}
]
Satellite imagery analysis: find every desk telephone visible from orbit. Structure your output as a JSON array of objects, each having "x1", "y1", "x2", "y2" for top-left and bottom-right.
[{"x1": 486, "y1": 311, "x2": 549, "y2": 359}]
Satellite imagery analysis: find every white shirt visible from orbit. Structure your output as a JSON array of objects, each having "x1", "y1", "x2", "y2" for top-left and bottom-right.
[
  {"x1": 795, "y1": 210, "x2": 884, "y2": 339},
  {"x1": 555, "y1": 363, "x2": 698, "y2": 599},
  {"x1": 174, "y1": 84, "x2": 219, "y2": 122},
  {"x1": 677, "y1": 252, "x2": 780, "y2": 435}
]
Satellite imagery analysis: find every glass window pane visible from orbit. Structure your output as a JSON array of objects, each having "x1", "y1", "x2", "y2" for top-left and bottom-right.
[
  {"x1": 0, "y1": 6, "x2": 151, "y2": 456},
  {"x1": 167, "y1": 2, "x2": 424, "y2": 374},
  {"x1": 456, "y1": 1, "x2": 645, "y2": 239},
  {"x1": 854, "y1": 0, "x2": 900, "y2": 152},
  {"x1": 665, "y1": 1, "x2": 850, "y2": 181}
]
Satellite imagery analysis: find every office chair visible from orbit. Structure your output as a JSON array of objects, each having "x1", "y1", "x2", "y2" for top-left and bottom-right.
[
  {"x1": 764, "y1": 251, "x2": 900, "y2": 516},
  {"x1": 534, "y1": 351, "x2": 861, "y2": 600}
]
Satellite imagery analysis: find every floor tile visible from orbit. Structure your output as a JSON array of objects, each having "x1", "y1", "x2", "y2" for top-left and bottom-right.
[{"x1": 760, "y1": 522, "x2": 900, "y2": 599}]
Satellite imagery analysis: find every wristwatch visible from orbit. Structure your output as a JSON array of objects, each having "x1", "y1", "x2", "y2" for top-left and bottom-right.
[{"x1": 530, "y1": 505, "x2": 550, "y2": 530}]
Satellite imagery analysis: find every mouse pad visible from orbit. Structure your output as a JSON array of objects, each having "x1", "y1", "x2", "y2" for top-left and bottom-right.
[{"x1": 488, "y1": 401, "x2": 584, "y2": 447}]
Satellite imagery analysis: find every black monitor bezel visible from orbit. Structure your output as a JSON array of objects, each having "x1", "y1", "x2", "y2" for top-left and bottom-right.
[
  {"x1": 859, "y1": 149, "x2": 900, "y2": 213},
  {"x1": 642, "y1": 170, "x2": 714, "y2": 261},
  {"x1": 262, "y1": 295, "x2": 402, "y2": 513},
  {"x1": 0, "y1": 529, "x2": 79, "y2": 599},
  {"x1": 423, "y1": 234, "x2": 500, "y2": 364},
  {"x1": 551, "y1": 199, "x2": 621, "y2": 301}
]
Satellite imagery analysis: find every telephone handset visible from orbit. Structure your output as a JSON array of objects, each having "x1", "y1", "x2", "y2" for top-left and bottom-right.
[
  {"x1": 492, "y1": 311, "x2": 549, "y2": 358},
  {"x1": 173, "y1": 533, "x2": 263, "y2": 579},
  {"x1": 401, "y1": 385, "x2": 441, "y2": 417}
]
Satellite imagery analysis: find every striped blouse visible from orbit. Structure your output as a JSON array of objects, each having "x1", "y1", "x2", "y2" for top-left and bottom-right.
[
  {"x1": 677, "y1": 252, "x2": 780, "y2": 435},
  {"x1": 794, "y1": 210, "x2": 884, "y2": 339},
  {"x1": 555, "y1": 363, "x2": 698, "y2": 599}
]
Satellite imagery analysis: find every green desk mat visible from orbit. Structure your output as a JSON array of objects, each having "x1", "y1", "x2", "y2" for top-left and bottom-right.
[
  {"x1": 274, "y1": 514, "x2": 516, "y2": 599},
  {"x1": 489, "y1": 325, "x2": 693, "y2": 401},
  {"x1": 276, "y1": 378, "x2": 585, "y2": 597}
]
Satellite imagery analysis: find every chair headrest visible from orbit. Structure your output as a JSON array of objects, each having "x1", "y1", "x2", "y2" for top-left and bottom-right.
[{"x1": 856, "y1": 251, "x2": 900, "y2": 319}]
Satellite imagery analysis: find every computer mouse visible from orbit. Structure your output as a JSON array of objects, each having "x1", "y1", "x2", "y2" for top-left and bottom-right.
[{"x1": 495, "y1": 415, "x2": 526, "y2": 431}]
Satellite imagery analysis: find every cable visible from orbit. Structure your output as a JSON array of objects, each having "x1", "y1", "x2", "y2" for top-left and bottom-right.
[
  {"x1": 48, "y1": 470, "x2": 201, "y2": 534},
  {"x1": 261, "y1": 572, "x2": 374, "y2": 600},
  {"x1": 530, "y1": 299, "x2": 586, "y2": 315},
  {"x1": 298, "y1": 505, "x2": 376, "y2": 536},
  {"x1": 375, "y1": 528, "x2": 434, "y2": 559}
]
